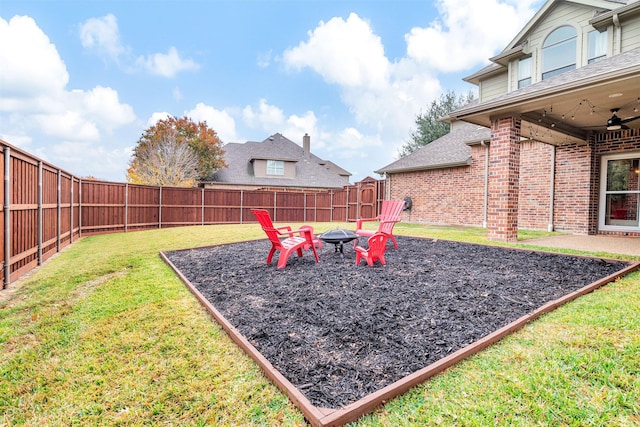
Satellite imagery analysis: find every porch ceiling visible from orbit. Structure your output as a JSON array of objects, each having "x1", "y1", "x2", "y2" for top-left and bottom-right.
[{"x1": 451, "y1": 52, "x2": 640, "y2": 146}]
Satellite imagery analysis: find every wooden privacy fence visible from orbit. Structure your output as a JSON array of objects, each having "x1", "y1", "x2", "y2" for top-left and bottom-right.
[{"x1": 1, "y1": 140, "x2": 385, "y2": 287}]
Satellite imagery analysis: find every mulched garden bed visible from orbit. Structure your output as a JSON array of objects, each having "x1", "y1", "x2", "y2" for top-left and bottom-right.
[{"x1": 163, "y1": 236, "x2": 630, "y2": 409}]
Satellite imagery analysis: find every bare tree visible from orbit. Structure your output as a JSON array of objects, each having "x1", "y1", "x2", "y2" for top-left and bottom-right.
[
  {"x1": 131, "y1": 129, "x2": 200, "y2": 187},
  {"x1": 127, "y1": 115, "x2": 226, "y2": 186}
]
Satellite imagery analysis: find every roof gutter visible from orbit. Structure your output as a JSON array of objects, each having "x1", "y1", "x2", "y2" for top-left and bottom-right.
[
  {"x1": 374, "y1": 158, "x2": 472, "y2": 175},
  {"x1": 590, "y1": 2, "x2": 640, "y2": 31},
  {"x1": 451, "y1": 62, "x2": 640, "y2": 120}
]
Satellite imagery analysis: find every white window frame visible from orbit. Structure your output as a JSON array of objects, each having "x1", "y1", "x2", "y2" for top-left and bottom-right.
[
  {"x1": 599, "y1": 152, "x2": 640, "y2": 231},
  {"x1": 542, "y1": 25, "x2": 577, "y2": 80},
  {"x1": 266, "y1": 159, "x2": 284, "y2": 176},
  {"x1": 587, "y1": 29, "x2": 607, "y2": 64},
  {"x1": 517, "y1": 56, "x2": 532, "y2": 89}
]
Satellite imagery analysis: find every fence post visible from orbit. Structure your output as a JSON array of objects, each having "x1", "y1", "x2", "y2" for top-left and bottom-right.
[
  {"x1": 158, "y1": 186, "x2": 163, "y2": 229},
  {"x1": 38, "y1": 161, "x2": 43, "y2": 265},
  {"x1": 201, "y1": 188, "x2": 205, "y2": 226},
  {"x1": 79, "y1": 179, "x2": 82, "y2": 237},
  {"x1": 3, "y1": 147, "x2": 10, "y2": 289},
  {"x1": 70, "y1": 176, "x2": 74, "y2": 243},
  {"x1": 345, "y1": 186, "x2": 349, "y2": 222},
  {"x1": 240, "y1": 190, "x2": 244, "y2": 224},
  {"x1": 330, "y1": 191, "x2": 333, "y2": 222},
  {"x1": 57, "y1": 170, "x2": 61, "y2": 251},
  {"x1": 273, "y1": 191, "x2": 277, "y2": 222},
  {"x1": 124, "y1": 183, "x2": 129, "y2": 233}
]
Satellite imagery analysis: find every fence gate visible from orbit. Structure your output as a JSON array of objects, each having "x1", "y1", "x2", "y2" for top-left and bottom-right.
[{"x1": 356, "y1": 181, "x2": 377, "y2": 220}]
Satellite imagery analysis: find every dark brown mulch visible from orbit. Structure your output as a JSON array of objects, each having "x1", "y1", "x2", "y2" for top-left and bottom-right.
[{"x1": 164, "y1": 236, "x2": 629, "y2": 409}]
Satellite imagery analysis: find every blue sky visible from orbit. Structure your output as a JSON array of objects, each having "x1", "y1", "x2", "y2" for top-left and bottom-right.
[{"x1": 1, "y1": 0, "x2": 543, "y2": 182}]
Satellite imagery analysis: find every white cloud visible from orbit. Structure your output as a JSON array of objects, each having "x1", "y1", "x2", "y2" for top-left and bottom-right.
[
  {"x1": 332, "y1": 128, "x2": 383, "y2": 157},
  {"x1": 0, "y1": 14, "x2": 137, "y2": 180},
  {"x1": 35, "y1": 111, "x2": 100, "y2": 141},
  {"x1": 79, "y1": 14, "x2": 126, "y2": 60},
  {"x1": 242, "y1": 99, "x2": 286, "y2": 130},
  {"x1": 79, "y1": 14, "x2": 199, "y2": 78},
  {"x1": 78, "y1": 86, "x2": 136, "y2": 132},
  {"x1": 147, "y1": 112, "x2": 172, "y2": 127},
  {"x1": 135, "y1": 46, "x2": 199, "y2": 78},
  {"x1": 283, "y1": 13, "x2": 390, "y2": 90},
  {"x1": 405, "y1": 0, "x2": 541, "y2": 72},
  {"x1": 0, "y1": 16, "x2": 68, "y2": 100},
  {"x1": 0, "y1": 15, "x2": 136, "y2": 141},
  {"x1": 184, "y1": 103, "x2": 237, "y2": 143},
  {"x1": 49, "y1": 141, "x2": 133, "y2": 180},
  {"x1": 0, "y1": 132, "x2": 33, "y2": 149},
  {"x1": 281, "y1": 12, "x2": 443, "y2": 141}
]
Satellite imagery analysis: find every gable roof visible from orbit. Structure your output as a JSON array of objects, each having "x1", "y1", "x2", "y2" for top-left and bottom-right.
[
  {"x1": 375, "y1": 123, "x2": 490, "y2": 174},
  {"x1": 463, "y1": 0, "x2": 634, "y2": 85},
  {"x1": 207, "y1": 133, "x2": 351, "y2": 189},
  {"x1": 451, "y1": 46, "x2": 640, "y2": 140},
  {"x1": 501, "y1": 0, "x2": 626, "y2": 53}
]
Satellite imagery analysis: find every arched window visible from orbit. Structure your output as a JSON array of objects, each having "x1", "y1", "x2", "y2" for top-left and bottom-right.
[{"x1": 542, "y1": 26, "x2": 577, "y2": 80}]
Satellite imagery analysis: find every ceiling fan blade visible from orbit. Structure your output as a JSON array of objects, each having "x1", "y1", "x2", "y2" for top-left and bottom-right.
[{"x1": 621, "y1": 115, "x2": 640, "y2": 124}]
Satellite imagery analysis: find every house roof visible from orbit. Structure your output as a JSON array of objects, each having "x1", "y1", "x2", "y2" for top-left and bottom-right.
[
  {"x1": 451, "y1": 46, "x2": 640, "y2": 144},
  {"x1": 464, "y1": 1, "x2": 636, "y2": 85},
  {"x1": 207, "y1": 133, "x2": 351, "y2": 189},
  {"x1": 374, "y1": 123, "x2": 490, "y2": 174}
]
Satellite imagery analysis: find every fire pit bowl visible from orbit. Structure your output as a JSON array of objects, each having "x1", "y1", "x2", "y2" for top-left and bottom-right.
[{"x1": 319, "y1": 228, "x2": 358, "y2": 257}]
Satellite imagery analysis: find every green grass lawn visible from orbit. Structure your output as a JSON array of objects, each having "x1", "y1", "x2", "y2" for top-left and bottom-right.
[{"x1": 1, "y1": 224, "x2": 638, "y2": 426}]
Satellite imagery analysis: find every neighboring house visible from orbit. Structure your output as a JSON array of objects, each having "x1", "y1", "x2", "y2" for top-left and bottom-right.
[
  {"x1": 203, "y1": 133, "x2": 351, "y2": 191},
  {"x1": 377, "y1": 0, "x2": 640, "y2": 242}
]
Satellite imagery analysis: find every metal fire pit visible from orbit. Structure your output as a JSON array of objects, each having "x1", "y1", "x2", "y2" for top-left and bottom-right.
[{"x1": 319, "y1": 228, "x2": 358, "y2": 257}]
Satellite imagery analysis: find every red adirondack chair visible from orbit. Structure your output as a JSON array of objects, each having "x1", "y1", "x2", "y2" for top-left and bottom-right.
[
  {"x1": 355, "y1": 232, "x2": 389, "y2": 266},
  {"x1": 354, "y1": 199, "x2": 405, "y2": 249},
  {"x1": 251, "y1": 209, "x2": 321, "y2": 269}
]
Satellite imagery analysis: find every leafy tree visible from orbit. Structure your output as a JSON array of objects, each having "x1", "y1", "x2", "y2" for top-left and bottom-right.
[
  {"x1": 127, "y1": 116, "x2": 226, "y2": 187},
  {"x1": 398, "y1": 90, "x2": 476, "y2": 157}
]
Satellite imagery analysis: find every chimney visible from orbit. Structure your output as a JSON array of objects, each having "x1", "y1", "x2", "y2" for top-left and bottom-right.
[{"x1": 303, "y1": 133, "x2": 310, "y2": 159}]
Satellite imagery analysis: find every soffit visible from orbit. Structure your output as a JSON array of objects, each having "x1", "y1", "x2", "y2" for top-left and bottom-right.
[{"x1": 451, "y1": 49, "x2": 640, "y2": 145}]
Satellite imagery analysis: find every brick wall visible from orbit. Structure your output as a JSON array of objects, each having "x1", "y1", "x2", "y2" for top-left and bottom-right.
[
  {"x1": 518, "y1": 141, "x2": 553, "y2": 230},
  {"x1": 387, "y1": 128, "x2": 640, "y2": 235},
  {"x1": 388, "y1": 144, "x2": 487, "y2": 226},
  {"x1": 487, "y1": 117, "x2": 521, "y2": 241},
  {"x1": 552, "y1": 143, "x2": 594, "y2": 233}
]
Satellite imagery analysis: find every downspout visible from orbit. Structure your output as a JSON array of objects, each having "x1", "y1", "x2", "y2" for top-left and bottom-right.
[
  {"x1": 548, "y1": 146, "x2": 556, "y2": 232},
  {"x1": 482, "y1": 140, "x2": 489, "y2": 228}
]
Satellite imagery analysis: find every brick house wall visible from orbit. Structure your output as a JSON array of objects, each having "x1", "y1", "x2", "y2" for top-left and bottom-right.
[
  {"x1": 552, "y1": 143, "x2": 594, "y2": 233},
  {"x1": 387, "y1": 129, "x2": 640, "y2": 235},
  {"x1": 389, "y1": 144, "x2": 487, "y2": 226},
  {"x1": 518, "y1": 141, "x2": 553, "y2": 230}
]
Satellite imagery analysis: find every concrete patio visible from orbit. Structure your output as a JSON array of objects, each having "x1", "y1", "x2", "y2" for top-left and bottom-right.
[{"x1": 522, "y1": 234, "x2": 640, "y2": 257}]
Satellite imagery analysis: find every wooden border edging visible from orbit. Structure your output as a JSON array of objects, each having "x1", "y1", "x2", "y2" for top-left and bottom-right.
[{"x1": 160, "y1": 247, "x2": 640, "y2": 427}]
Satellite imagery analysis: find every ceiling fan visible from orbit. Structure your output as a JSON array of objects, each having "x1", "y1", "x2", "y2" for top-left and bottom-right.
[{"x1": 606, "y1": 108, "x2": 640, "y2": 131}]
